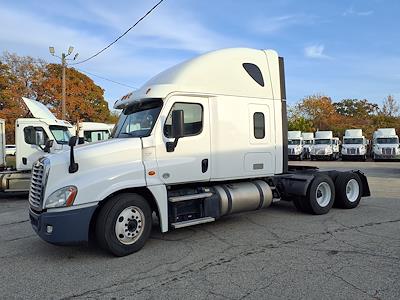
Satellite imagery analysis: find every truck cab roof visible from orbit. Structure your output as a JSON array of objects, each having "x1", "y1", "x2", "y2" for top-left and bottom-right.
[{"x1": 114, "y1": 48, "x2": 283, "y2": 109}]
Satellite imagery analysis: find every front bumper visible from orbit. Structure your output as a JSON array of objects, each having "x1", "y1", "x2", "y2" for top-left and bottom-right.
[
  {"x1": 373, "y1": 153, "x2": 400, "y2": 160},
  {"x1": 29, "y1": 205, "x2": 97, "y2": 245}
]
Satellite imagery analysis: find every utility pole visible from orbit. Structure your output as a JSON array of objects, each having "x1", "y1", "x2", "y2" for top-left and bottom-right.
[{"x1": 49, "y1": 46, "x2": 79, "y2": 120}]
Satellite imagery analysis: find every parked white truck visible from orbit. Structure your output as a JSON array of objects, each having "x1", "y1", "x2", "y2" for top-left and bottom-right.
[
  {"x1": 301, "y1": 132, "x2": 314, "y2": 159},
  {"x1": 0, "y1": 98, "x2": 72, "y2": 192},
  {"x1": 28, "y1": 48, "x2": 370, "y2": 256},
  {"x1": 371, "y1": 128, "x2": 400, "y2": 160},
  {"x1": 310, "y1": 131, "x2": 340, "y2": 160},
  {"x1": 288, "y1": 131, "x2": 305, "y2": 160},
  {"x1": 341, "y1": 129, "x2": 368, "y2": 161},
  {"x1": 73, "y1": 122, "x2": 112, "y2": 143}
]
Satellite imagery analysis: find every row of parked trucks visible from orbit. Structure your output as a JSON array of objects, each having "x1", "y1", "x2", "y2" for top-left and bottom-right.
[
  {"x1": 288, "y1": 128, "x2": 400, "y2": 161},
  {"x1": 0, "y1": 98, "x2": 113, "y2": 193}
]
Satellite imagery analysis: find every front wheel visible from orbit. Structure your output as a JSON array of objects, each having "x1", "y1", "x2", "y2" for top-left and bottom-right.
[{"x1": 96, "y1": 193, "x2": 152, "y2": 256}]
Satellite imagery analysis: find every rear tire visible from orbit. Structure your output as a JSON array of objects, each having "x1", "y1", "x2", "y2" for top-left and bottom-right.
[
  {"x1": 303, "y1": 175, "x2": 335, "y2": 215},
  {"x1": 334, "y1": 172, "x2": 362, "y2": 209},
  {"x1": 96, "y1": 193, "x2": 152, "y2": 256}
]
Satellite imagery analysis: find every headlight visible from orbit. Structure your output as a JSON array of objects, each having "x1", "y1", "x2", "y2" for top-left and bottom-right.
[{"x1": 45, "y1": 186, "x2": 77, "y2": 208}]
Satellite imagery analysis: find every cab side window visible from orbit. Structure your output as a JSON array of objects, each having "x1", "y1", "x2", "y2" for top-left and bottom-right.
[
  {"x1": 164, "y1": 103, "x2": 203, "y2": 138},
  {"x1": 24, "y1": 127, "x2": 48, "y2": 145}
]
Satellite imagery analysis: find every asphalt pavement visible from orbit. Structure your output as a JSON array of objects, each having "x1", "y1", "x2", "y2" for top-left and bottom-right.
[{"x1": 0, "y1": 161, "x2": 399, "y2": 299}]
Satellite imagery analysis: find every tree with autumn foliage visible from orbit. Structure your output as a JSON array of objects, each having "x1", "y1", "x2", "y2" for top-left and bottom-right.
[{"x1": 0, "y1": 52, "x2": 118, "y2": 143}]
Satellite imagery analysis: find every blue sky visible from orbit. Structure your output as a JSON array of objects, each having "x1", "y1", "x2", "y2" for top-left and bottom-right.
[{"x1": 1, "y1": 0, "x2": 399, "y2": 109}]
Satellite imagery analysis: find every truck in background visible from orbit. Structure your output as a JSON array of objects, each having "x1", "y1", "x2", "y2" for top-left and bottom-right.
[
  {"x1": 73, "y1": 122, "x2": 112, "y2": 143},
  {"x1": 341, "y1": 129, "x2": 368, "y2": 161},
  {"x1": 371, "y1": 128, "x2": 400, "y2": 161},
  {"x1": 0, "y1": 119, "x2": 5, "y2": 167},
  {"x1": 310, "y1": 130, "x2": 340, "y2": 160},
  {"x1": 0, "y1": 98, "x2": 72, "y2": 193},
  {"x1": 28, "y1": 48, "x2": 370, "y2": 256},
  {"x1": 288, "y1": 131, "x2": 305, "y2": 160},
  {"x1": 301, "y1": 132, "x2": 314, "y2": 159}
]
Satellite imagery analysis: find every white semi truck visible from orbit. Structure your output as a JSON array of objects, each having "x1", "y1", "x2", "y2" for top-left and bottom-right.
[
  {"x1": 288, "y1": 131, "x2": 305, "y2": 160},
  {"x1": 0, "y1": 98, "x2": 72, "y2": 192},
  {"x1": 301, "y1": 132, "x2": 314, "y2": 159},
  {"x1": 73, "y1": 122, "x2": 112, "y2": 143},
  {"x1": 310, "y1": 131, "x2": 340, "y2": 160},
  {"x1": 28, "y1": 48, "x2": 370, "y2": 256},
  {"x1": 371, "y1": 128, "x2": 400, "y2": 160},
  {"x1": 341, "y1": 129, "x2": 368, "y2": 161}
]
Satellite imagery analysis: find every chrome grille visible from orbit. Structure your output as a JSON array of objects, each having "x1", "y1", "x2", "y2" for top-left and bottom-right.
[
  {"x1": 29, "y1": 160, "x2": 45, "y2": 210},
  {"x1": 382, "y1": 148, "x2": 395, "y2": 155},
  {"x1": 316, "y1": 149, "x2": 325, "y2": 155}
]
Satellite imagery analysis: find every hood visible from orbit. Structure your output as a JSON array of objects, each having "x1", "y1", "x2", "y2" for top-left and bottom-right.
[
  {"x1": 44, "y1": 138, "x2": 145, "y2": 203},
  {"x1": 22, "y1": 97, "x2": 56, "y2": 120}
]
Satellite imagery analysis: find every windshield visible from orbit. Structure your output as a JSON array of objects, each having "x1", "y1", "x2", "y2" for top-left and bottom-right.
[
  {"x1": 303, "y1": 140, "x2": 313, "y2": 145},
  {"x1": 49, "y1": 125, "x2": 71, "y2": 144},
  {"x1": 113, "y1": 98, "x2": 163, "y2": 138},
  {"x1": 376, "y1": 137, "x2": 398, "y2": 144},
  {"x1": 288, "y1": 139, "x2": 301, "y2": 145},
  {"x1": 84, "y1": 130, "x2": 110, "y2": 142},
  {"x1": 314, "y1": 139, "x2": 331, "y2": 145},
  {"x1": 344, "y1": 138, "x2": 363, "y2": 144}
]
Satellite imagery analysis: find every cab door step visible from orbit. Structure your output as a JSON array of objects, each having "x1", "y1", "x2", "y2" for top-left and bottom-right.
[
  {"x1": 171, "y1": 217, "x2": 215, "y2": 228},
  {"x1": 168, "y1": 192, "x2": 213, "y2": 203}
]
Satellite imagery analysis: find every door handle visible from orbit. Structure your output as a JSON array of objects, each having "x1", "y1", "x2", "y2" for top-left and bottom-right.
[{"x1": 201, "y1": 159, "x2": 208, "y2": 173}]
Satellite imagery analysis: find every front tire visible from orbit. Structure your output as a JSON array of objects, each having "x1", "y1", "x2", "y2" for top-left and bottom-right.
[
  {"x1": 334, "y1": 173, "x2": 362, "y2": 209},
  {"x1": 96, "y1": 193, "x2": 152, "y2": 256}
]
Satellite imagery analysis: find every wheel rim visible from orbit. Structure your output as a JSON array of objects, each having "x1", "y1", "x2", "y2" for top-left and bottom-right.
[
  {"x1": 115, "y1": 206, "x2": 145, "y2": 245},
  {"x1": 316, "y1": 182, "x2": 332, "y2": 207},
  {"x1": 346, "y1": 179, "x2": 360, "y2": 202}
]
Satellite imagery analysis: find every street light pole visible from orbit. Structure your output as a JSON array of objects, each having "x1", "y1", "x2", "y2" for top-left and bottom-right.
[
  {"x1": 49, "y1": 46, "x2": 79, "y2": 120},
  {"x1": 61, "y1": 53, "x2": 66, "y2": 119}
]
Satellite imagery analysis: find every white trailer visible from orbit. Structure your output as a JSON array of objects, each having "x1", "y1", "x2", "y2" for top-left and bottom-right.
[
  {"x1": 301, "y1": 132, "x2": 314, "y2": 159},
  {"x1": 0, "y1": 98, "x2": 72, "y2": 192},
  {"x1": 0, "y1": 119, "x2": 5, "y2": 167},
  {"x1": 72, "y1": 122, "x2": 112, "y2": 143},
  {"x1": 28, "y1": 48, "x2": 370, "y2": 256},
  {"x1": 341, "y1": 129, "x2": 368, "y2": 161},
  {"x1": 288, "y1": 131, "x2": 305, "y2": 160},
  {"x1": 310, "y1": 131, "x2": 340, "y2": 160},
  {"x1": 372, "y1": 128, "x2": 400, "y2": 160}
]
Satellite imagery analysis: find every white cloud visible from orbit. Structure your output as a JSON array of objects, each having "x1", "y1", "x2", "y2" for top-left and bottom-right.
[
  {"x1": 304, "y1": 44, "x2": 331, "y2": 59},
  {"x1": 251, "y1": 14, "x2": 318, "y2": 34},
  {"x1": 0, "y1": 2, "x2": 245, "y2": 105},
  {"x1": 343, "y1": 7, "x2": 374, "y2": 17}
]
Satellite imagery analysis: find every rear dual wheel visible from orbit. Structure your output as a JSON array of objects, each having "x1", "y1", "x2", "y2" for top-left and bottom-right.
[
  {"x1": 334, "y1": 173, "x2": 362, "y2": 209},
  {"x1": 293, "y1": 172, "x2": 362, "y2": 214},
  {"x1": 294, "y1": 175, "x2": 335, "y2": 215}
]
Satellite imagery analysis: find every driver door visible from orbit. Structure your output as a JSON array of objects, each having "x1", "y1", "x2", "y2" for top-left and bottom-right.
[{"x1": 156, "y1": 96, "x2": 210, "y2": 184}]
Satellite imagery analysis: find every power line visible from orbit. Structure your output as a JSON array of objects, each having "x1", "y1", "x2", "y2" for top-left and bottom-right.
[
  {"x1": 76, "y1": 68, "x2": 137, "y2": 89},
  {"x1": 71, "y1": 0, "x2": 165, "y2": 65}
]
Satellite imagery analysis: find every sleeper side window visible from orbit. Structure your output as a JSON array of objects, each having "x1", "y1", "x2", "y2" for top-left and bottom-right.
[
  {"x1": 164, "y1": 103, "x2": 203, "y2": 138},
  {"x1": 253, "y1": 112, "x2": 265, "y2": 139}
]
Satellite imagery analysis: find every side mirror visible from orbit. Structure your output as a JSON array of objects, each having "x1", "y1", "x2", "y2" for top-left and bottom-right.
[
  {"x1": 43, "y1": 140, "x2": 54, "y2": 153},
  {"x1": 35, "y1": 130, "x2": 45, "y2": 146},
  {"x1": 166, "y1": 110, "x2": 184, "y2": 152},
  {"x1": 69, "y1": 136, "x2": 78, "y2": 147},
  {"x1": 78, "y1": 137, "x2": 85, "y2": 144},
  {"x1": 68, "y1": 136, "x2": 79, "y2": 173},
  {"x1": 171, "y1": 110, "x2": 184, "y2": 138}
]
